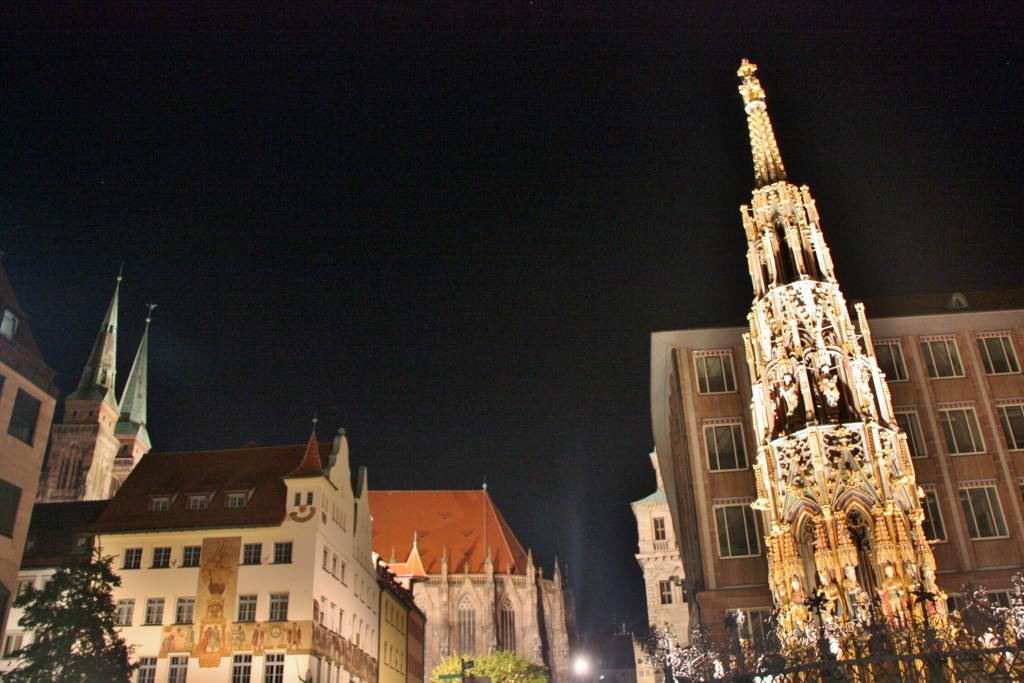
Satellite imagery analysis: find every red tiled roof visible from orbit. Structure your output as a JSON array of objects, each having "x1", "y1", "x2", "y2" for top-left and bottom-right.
[
  {"x1": 286, "y1": 432, "x2": 325, "y2": 478},
  {"x1": 369, "y1": 490, "x2": 529, "y2": 575},
  {"x1": 91, "y1": 441, "x2": 333, "y2": 534}
]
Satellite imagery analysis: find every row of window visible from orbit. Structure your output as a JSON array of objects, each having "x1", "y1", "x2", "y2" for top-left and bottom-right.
[
  {"x1": 121, "y1": 542, "x2": 293, "y2": 570},
  {"x1": 713, "y1": 483, "x2": 1012, "y2": 559},
  {"x1": 117, "y1": 593, "x2": 290, "y2": 627},
  {"x1": 691, "y1": 332, "x2": 1021, "y2": 397},
  {"x1": 136, "y1": 652, "x2": 285, "y2": 683},
  {"x1": 321, "y1": 547, "x2": 348, "y2": 583},
  {"x1": 455, "y1": 596, "x2": 516, "y2": 654},
  {"x1": 149, "y1": 491, "x2": 250, "y2": 511}
]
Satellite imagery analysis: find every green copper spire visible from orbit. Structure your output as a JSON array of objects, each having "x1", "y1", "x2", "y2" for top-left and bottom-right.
[
  {"x1": 116, "y1": 303, "x2": 154, "y2": 449},
  {"x1": 67, "y1": 270, "x2": 121, "y2": 409}
]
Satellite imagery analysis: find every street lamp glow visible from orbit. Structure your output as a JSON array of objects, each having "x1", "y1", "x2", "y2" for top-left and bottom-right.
[{"x1": 573, "y1": 655, "x2": 590, "y2": 677}]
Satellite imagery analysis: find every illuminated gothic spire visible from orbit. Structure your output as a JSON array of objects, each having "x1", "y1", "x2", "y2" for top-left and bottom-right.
[
  {"x1": 737, "y1": 59, "x2": 787, "y2": 189},
  {"x1": 67, "y1": 270, "x2": 121, "y2": 409},
  {"x1": 116, "y1": 303, "x2": 155, "y2": 449}
]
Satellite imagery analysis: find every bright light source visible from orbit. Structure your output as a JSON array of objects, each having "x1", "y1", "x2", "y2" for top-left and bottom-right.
[{"x1": 573, "y1": 655, "x2": 590, "y2": 677}]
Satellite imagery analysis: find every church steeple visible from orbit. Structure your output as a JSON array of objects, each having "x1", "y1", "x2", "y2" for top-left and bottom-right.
[
  {"x1": 66, "y1": 270, "x2": 121, "y2": 409},
  {"x1": 116, "y1": 303, "x2": 154, "y2": 450}
]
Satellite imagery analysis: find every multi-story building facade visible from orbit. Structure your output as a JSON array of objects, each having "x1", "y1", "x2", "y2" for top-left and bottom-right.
[
  {"x1": 650, "y1": 61, "x2": 1024, "y2": 637},
  {"x1": 378, "y1": 558, "x2": 425, "y2": 683},
  {"x1": 370, "y1": 489, "x2": 575, "y2": 683},
  {"x1": 81, "y1": 428, "x2": 380, "y2": 683},
  {"x1": 0, "y1": 261, "x2": 58, "y2": 641},
  {"x1": 37, "y1": 274, "x2": 153, "y2": 503},
  {"x1": 631, "y1": 452, "x2": 688, "y2": 645}
]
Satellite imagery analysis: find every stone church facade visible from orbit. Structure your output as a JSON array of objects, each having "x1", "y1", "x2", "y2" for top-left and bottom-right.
[{"x1": 370, "y1": 490, "x2": 575, "y2": 683}]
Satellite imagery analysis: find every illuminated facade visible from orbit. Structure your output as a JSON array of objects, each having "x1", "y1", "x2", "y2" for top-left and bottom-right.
[
  {"x1": 37, "y1": 275, "x2": 153, "y2": 503},
  {"x1": 631, "y1": 452, "x2": 689, "y2": 646},
  {"x1": 651, "y1": 62, "x2": 1024, "y2": 636}
]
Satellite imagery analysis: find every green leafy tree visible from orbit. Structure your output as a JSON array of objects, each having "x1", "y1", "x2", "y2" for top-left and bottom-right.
[
  {"x1": 432, "y1": 650, "x2": 549, "y2": 683},
  {"x1": 5, "y1": 551, "x2": 134, "y2": 682}
]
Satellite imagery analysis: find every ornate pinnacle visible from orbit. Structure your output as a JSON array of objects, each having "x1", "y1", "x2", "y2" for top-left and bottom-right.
[{"x1": 737, "y1": 59, "x2": 787, "y2": 188}]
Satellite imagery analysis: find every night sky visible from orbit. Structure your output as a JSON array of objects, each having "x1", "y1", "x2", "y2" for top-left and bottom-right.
[{"x1": 1, "y1": 4, "x2": 1021, "y2": 637}]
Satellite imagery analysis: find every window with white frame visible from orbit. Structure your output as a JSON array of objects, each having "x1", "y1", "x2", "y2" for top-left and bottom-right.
[
  {"x1": 264, "y1": 653, "x2": 285, "y2": 683},
  {"x1": 694, "y1": 351, "x2": 736, "y2": 394},
  {"x1": 242, "y1": 543, "x2": 262, "y2": 565},
  {"x1": 0, "y1": 309, "x2": 18, "y2": 340},
  {"x1": 658, "y1": 580, "x2": 673, "y2": 605},
  {"x1": 653, "y1": 517, "x2": 667, "y2": 541},
  {"x1": 269, "y1": 593, "x2": 289, "y2": 621},
  {"x1": 705, "y1": 422, "x2": 747, "y2": 470},
  {"x1": 225, "y1": 492, "x2": 247, "y2": 508},
  {"x1": 149, "y1": 496, "x2": 170, "y2": 512},
  {"x1": 959, "y1": 485, "x2": 1008, "y2": 539},
  {"x1": 2, "y1": 632, "x2": 23, "y2": 658},
  {"x1": 273, "y1": 541, "x2": 292, "y2": 564},
  {"x1": 182, "y1": 545, "x2": 201, "y2": 568},
  {"x1": 736, "y1": 608, "x2": 772, "y2": 645},
  {"x1": 977, "y1": 335, "x2": 1020, "y2": 375},
  {"x1": 137, "y1": 657, "x2": 157, "y2": 683},
  {"x1": 938, "y1": 407, "x2": 985, "y2": 454},
  {"x1": 152, "y1": 547, "x2": 171, "y2": 568},
  {"x1": 123, "y1": 548, "x2": 142, "y2": 569},
  {"x1": 231, "y1": 654, "x2": 252, "y2": 683},
  {"x1": 144, "y1": 598, "x2": 165, "y2": 625},
  {"x1": 168, "y1": 655, "x2": 188, "y2": 683},
  {"x1": 175, "y1": 597, "x2": 195, "y2": 624},
  {"x1": 998, "y1": 404, "x2": 1024, "y2": 450},
  {"x1": 115, "y1": 599, "x2": 134, "y2": 626},
  {"x1": 237, "y1": 594, "x2": 257, "y2": 622},
  {"x1": 714, "y1": 504, "x2": 760, "y2": 558},
  {"x1": 895, "y1": 411, "x2": 927, "y2": 458},
  {"x1": 16, "y1": 578, "x2": 33, "y2": 597},
  {"x1": 874, "y1": 341, "x2": 908, "y2": 381},
  {"x1": 186, "y1": 495, "x2": 207, "y2": 510},
  {"x1": 922, "y1": 490, "x2": 946, "y2": 542},
  {"x1": 921, "y1": 338, "x2": 965, "y2": 378}
]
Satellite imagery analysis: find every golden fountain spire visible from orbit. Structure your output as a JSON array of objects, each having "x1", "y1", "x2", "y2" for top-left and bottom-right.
[{"x1": 738, "y1": 59, "x2": 787, "y2": 188}]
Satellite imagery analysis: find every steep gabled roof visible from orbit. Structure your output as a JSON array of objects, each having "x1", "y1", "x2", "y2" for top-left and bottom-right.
[
  {"x1": 285, "y1": 431, "x2": 325, "y2": 479},
  {"x1": 369, "y1": 490, "x2": 529, "y2": 575},
  {"x1": 91, "y1": 441, "x2": 333, "y2": 534}
]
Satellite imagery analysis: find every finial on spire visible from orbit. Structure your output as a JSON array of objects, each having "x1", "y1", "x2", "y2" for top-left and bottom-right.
[
  {"x1": 117, "y1": 261, "x2": 124, "y2": 282},
  {"x1": 737, "y1": 59, "x2": 787, "y2": 188},
  {"x1": 482, "y1": 476, "x2": 487, "y2": 492},
  {"x1": 145, "y1": 302, "x2": 157, "y2": 324},
  {"x1": 311, "y1": 411, "x2": 319, "y2": 435}
]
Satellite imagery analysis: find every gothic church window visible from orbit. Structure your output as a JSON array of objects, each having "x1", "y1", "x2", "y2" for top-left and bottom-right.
[
  {"x1": 497, "y1": 596, "x2": 516, "y2": 651},
  {"x1": 457, "y1": 597, "x2": 476, "y2": 654},
  {"x1": 977, "y1": 334, "x2": 1020, "y2": 375},
  {"x1": 694, "y1": 351, "x2": 736, "y2": 394}
]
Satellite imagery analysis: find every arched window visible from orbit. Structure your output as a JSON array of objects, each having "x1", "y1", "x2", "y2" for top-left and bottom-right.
[
  {"x1": 497, "y1": 596, "x2": 516, "y2": 652},
  {"x1": 457, "y1": 597, "x2": 476, "y2": 654}
]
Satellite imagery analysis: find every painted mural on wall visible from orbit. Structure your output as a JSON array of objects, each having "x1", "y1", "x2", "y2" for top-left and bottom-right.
[
  {"x1": 160, "y1": 621, "x2": 312, "y2": 658},
  {"x1": 312, "y1": 623, "x2": 378, "y2": 682},
  {"x1": 196, "y1": 536, "x2": 241, "y2": 666}
]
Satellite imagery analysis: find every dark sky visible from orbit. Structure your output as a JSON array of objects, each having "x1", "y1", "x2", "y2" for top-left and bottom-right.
[{"x1": 1, "y1": 3, "x2": 1021, "y2": 637}]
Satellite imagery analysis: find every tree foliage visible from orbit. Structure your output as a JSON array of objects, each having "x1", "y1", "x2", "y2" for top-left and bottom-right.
[
  {"x1": 5, "y1": 551, "x2": 134, "y2": 683},
  {"x1": 432, "y1": 650, "x2": 548, "y2": 683}
]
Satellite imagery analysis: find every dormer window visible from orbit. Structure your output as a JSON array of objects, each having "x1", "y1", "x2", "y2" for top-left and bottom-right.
[
  {"x1": 225, "y1": 492, "x2": 248, "y2": 508},
  {"x1": 187, "y1": 495, "x2": 208, "y2": 510},
  {"x1": 0, "y1": 310, "x2": 17, "y2": 340},
  {"x1": 149, "y1": 496, "x2": 171, "y2": 512}
]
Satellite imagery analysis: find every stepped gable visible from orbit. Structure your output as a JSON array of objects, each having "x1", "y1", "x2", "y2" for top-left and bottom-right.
[
  {"x1": 369, "y1": 490, "x2": 529, "y2": 575},
  {"x1": 91, "y1": 441, "x2": 333, "y2": 533}
]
